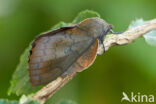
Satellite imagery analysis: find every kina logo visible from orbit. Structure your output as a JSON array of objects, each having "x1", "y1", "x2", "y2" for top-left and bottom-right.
[{"x1": 121, "y1": 92, "x2": 154, "y2": 103}]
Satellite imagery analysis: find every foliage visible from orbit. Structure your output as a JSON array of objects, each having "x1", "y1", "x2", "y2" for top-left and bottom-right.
[
  {"x1": 0, "y1": 97, "x2": 76, "y2": 104},
  {"x1": 0, "y1": 100, "x2": 18, "y2": 104},
  {"x1": 0, "y1": 95, "x2": 39, "y2": 104},
  {"x1": 72, "y1": 10, "x2": 100, "y2": 24}
]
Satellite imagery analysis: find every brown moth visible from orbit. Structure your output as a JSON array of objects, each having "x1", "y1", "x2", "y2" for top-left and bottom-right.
[{"x1": 28, "y1": 17, "x2": 113, "y2": 86}]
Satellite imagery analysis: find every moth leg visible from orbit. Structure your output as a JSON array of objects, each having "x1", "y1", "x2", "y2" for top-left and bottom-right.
[
  {"x1": 100, "y1": 40, "x2": 105, "y2": 53},
  {"x1": 97, "y1": 37, "x2": 105, "y2": 56},
  {"x1": 103, "y1": 43, "x2": 105, "y2": 53}
]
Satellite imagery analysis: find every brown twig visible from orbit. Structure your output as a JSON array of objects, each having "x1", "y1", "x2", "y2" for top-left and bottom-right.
[{"x1": 33, "y1": 18, "x2": 156, "y2": 104}]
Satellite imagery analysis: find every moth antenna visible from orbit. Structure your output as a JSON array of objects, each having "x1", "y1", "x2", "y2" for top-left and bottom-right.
[{"x1": 110, "y1": 29, "x2": 123, "y2": 34}]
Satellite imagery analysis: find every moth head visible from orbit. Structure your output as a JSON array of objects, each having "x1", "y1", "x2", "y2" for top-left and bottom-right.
[{"x1": 79, "y1": 17, "x2": 113, "y2": 38}]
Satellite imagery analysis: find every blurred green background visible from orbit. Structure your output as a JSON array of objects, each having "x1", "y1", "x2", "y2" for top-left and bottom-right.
[{"x1": 0, "y1": 0, "x2": 156, "y2": 104}]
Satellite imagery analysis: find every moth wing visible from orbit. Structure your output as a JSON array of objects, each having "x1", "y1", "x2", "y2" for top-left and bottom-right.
[
  {"x1": 41, "y1": 39, "x2": 99, "y2": 98},
  {"x1": 64, "y1": 39, "x2": 98, "y2": 74},
  {"x1": 29, "y1": 27, "x2": 95, "y2": 86}
]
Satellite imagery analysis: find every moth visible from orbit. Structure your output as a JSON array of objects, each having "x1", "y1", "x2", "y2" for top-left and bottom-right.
[{"x1": 28, "y1": 17, "x2": 114, "y2": 86}]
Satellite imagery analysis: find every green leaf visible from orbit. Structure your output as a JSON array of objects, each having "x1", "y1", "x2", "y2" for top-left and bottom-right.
[
  {"x1": 19, "y1": 95, "x2": 40, "y2": 104},
  {"x1": 8, "y1": 22, "x2": 69, "y2": 95},
  {"x1": 8, "y1": 45, "x2": 41, "y2": 95},
  {"x1": 72, "y1": 10, "x2": 100, "y2": 24},
  {"x1": 144, "y1": 30, "x2": 156, "y2": 46},
  {"x1": 128, "y1": 18, "x2": 144, "y2": 28},
  {"x1": 0, "y1": 95, "x2": 39, "y2": 104},
  {"x1": 8, "y1": 10, "x2": 100, "y2": 95},
  {"x1": 129, "y1": 19, "x2": 156, "y2": 46},
  {"x1": 0, "y1": 100, "x2": 18, "y2": 104}
]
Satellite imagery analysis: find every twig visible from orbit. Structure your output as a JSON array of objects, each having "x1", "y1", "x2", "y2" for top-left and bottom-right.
[
  {"x1": 33, "y1": 73, "x2": 76, "y2": 104},
  {"x1": 33, "y1": 18, "x2": 156, "y2": 104},
  {"x1": 98, "y1": 19, "x2": 156, "y2": 54}
]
